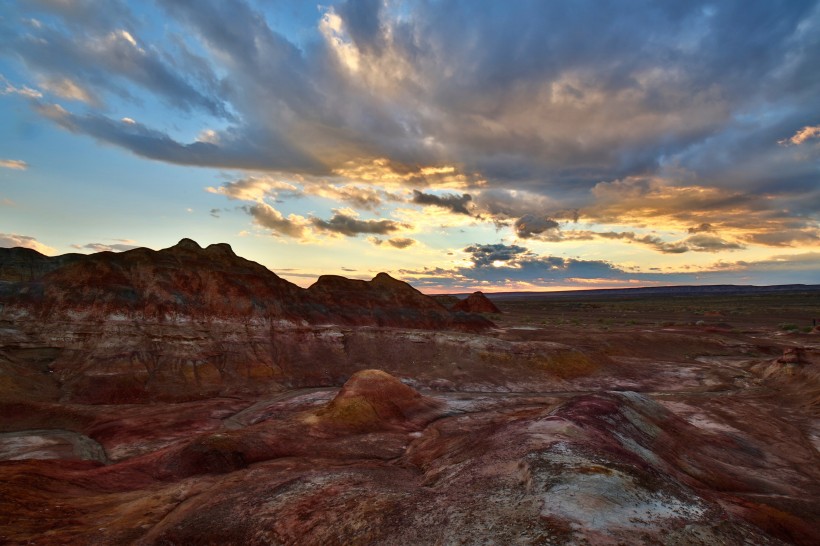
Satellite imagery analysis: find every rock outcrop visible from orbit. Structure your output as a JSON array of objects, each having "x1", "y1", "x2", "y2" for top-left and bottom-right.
[
  {"x1": 0, "y1": 239, "x2": 493, "y2": 332},
  {"x1": 306, "y1": 369, "x2": 444, "y2": 432},
  {"x1": 0, "y1": 240, "x2": 497, "y2": 403},
  {"x1": 304, "y1": 274, "x2": 492, "y2": 331},
  {"x1": 452, "y1": 291, "x2": 502, "y2": 313},
  {"x1": 0, "y1": 239, "x2": 302, "y2": 321}
]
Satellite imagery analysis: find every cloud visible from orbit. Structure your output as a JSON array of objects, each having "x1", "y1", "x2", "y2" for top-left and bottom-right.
[
  {"x1": 312, "y1": 210, "x2": 403, "y2": 237},
  {"x1": 411, "y1": 190, "x2": 472, "y2": 215},
  {"x1": 35, "y1": 104, "x2": 320, "y2": 172},
  {"x1": 310, "y1": 183, "x2": 390, "y2": 210},
  {"x1": 4, "y1": 7, "x2": 232, "y2": 119},
  {"x1": 403, "y1": 243, "x2": 820, "y2": 291},
  {"x1": 3, "y1": 0, "x2": 820, "y2": 266},
  {"x1": 514, "y1": 215, "x2": 560, "y2": 238},
  {"x1": 402, "y1": 243, "x2": 627, "y2": 289},
  {"x1": 683, "y1": 234, "x2": 746, "y2": 252},
  {"x1": 23, "y1": 0, "x2": 135, "y2": 31},
  {"x1": 369, "y1": 236, "x2": 416, "y2": 249},
  {"x1": 584, "y1": 176, "x2": 819, "y2": 248},
  {"x1": 242, "y1": 202, "x2": 310, "y2": 238},
  {"x1": 779, "y1": 125, "x2": 820, "y2": 146},
  {"x1": 688, "y1": 223, "x2": 714, "y2": 234},
  {"x1": 464, "y1": 243, "x2": 530, "y2": 267},
  {"x1": 0, "y1": 233, "x2": 56, "y2": 254},
  {"x1": 743, "y1": 229, "x2": 820, "y2": 247},
  {"x1": 0, "y1": 159, "x2": 28, "y2": 170},
  {"x1": 206, "y1": 176, "x2": 301, "y2": 202},
  {"x1": 460, "y1": 243, "x2": 622, "y2": 283},
  {"x1": 13, "y1": 0, "x2": 814, "y2": 188},
  {"x1": 597, "y1": 231, "x2": 745, "y2": 254},
  {"x1": 0, "y1": 75, "x2": 42, "y2": 99},
  {"x1": 39, "y1": 76, "x2": 99, "y2": 105},
  {"x1": 70, "y1": 242, "x2": 139, "y2": 252}
]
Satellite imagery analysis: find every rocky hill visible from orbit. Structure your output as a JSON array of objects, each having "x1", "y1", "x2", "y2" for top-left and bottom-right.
[
  {"x1": 452, "y1": 291, "x2": 502, "y2": 313},
  {"x1": 0, "y1": 239, "x2": 497, "y2": 403},
  {"x1": 0, "y1": 238, "x2": 492, "y2": 331}
]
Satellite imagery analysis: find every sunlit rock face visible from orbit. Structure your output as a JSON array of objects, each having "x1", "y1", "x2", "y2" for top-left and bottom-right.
[{"x1": 0, "y1": 240, "x2": 494, "y2": 402}]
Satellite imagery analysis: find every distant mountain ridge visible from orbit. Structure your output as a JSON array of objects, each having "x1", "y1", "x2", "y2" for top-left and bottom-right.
[
  {"x1": 456, "y1": 284, "x2": 820, "y2": 300},
  {"x1": 0, "y1": 238, "x2": 492, "y2": 331}
]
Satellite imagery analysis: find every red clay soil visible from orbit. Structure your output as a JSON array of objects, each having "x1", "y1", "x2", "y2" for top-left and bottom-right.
[{"x1": 1, "y1": 368, "x2": 817, "y2": 544}]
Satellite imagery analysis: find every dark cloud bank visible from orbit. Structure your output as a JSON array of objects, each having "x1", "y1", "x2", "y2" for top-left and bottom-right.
[{"x1": 2, "y1": 0, "x2": 819, "y2": 284}]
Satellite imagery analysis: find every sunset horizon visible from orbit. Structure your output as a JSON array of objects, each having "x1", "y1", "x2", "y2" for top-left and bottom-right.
[{"x1": 2, "y1": 0, "x2": 818, "y2": 292}]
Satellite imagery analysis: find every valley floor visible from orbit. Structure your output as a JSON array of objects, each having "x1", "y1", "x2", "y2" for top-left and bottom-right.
[{"x1": 1, "y1": 290, "x2": 818, "y2": 545}]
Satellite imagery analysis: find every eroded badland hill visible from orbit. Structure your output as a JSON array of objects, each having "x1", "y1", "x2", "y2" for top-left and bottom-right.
[{"x1": 1, "y1": 240, "x2": 818, "y2": 544}]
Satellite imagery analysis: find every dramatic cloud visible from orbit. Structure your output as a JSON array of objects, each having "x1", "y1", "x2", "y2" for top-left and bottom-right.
[
  {"x1": 584, "y1": 176, "x2": 820, "y2": 248},
  {"x1": 8, "y1": 0, "x2": 817, "y2": 193},
  {"x1": 312, "y1": 210, "x2": 402, "y2": 237},
  {"x1": 411, "y1": 190, "x2": 472, "y2": 215},
  {"x1": 34, "y1": 104, "x2": 319, "y2": 172},
  {"x1": 0, "y1": 233, "x2": 55, "y2": 254},
  {"x1": 1, "y1": 0, "x2": 818, "y2": 287},
  {"x1": 0, "y1": 159, "x2": 27, "y2": 170}
]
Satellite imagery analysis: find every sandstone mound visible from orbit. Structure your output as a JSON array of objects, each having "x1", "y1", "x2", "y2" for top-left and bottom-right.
[
  {"x1": 305, "y1": 273, "x2": 493, "y2": 330},
  {"x1": 306, "y1": 369, "x2": 444, "y2": 432},
  {"x1": 753, "y1": 347, "x2": 820, "y2": 409},
  {"x1": 452, "y1": 291, "x2": 501, "y2": 314}
]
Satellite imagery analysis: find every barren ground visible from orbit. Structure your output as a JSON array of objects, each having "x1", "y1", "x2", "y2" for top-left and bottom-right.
[{"x1": 1, "y1": 288, "x2": 818, "y2": 545}]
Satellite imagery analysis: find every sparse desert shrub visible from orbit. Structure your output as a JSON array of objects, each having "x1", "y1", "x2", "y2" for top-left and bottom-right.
[{"x1": 779, "y1": 323, "x2": 799, "y2": 331}]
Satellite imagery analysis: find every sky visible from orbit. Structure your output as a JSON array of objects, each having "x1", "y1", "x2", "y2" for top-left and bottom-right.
[{"x1": 1, "y1": 0, "x2": 819, "y2": 293}]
